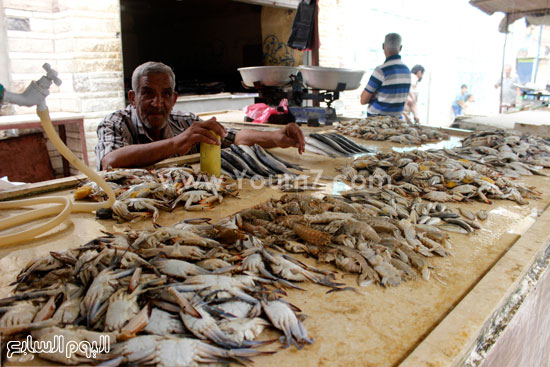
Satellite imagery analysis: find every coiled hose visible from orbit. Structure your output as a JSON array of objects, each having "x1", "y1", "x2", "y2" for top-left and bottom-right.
[{"x1": 0, "y1": 108, "x2": 115, "y2": 246}]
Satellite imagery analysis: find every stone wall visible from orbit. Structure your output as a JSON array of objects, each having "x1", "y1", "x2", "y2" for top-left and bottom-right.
[{"x1": 1, "y1": 0, "x2": 124, "y2": 171}]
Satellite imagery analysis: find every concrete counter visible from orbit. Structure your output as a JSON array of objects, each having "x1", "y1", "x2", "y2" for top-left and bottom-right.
[{"x1": 0, "y1": 136, "x2": 549, "y2": 367}]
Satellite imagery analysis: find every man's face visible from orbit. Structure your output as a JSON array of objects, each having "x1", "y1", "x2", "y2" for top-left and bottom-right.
[
  {"x1": 129, "y1": 72, "x2": 177, "y2": 130},
  {"x1": 417, "y1": 70, "x2": 423, "y2": 82},
  {"x1": 462, "y1": 86, "x2": 468, "y2": 95}
]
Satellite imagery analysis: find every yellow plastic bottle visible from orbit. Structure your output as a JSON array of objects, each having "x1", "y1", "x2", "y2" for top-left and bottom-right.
[{"x1": 200, "y1": 131, "x2": 221, "y2": 177}]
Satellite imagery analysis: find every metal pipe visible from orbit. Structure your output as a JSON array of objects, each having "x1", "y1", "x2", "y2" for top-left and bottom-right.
[
  {"x1": 531, "y1": 25, "x2": 543, "y2": 84},
  {"x1": 499, "y1": 13, "x2": 509, "y2": 114}
]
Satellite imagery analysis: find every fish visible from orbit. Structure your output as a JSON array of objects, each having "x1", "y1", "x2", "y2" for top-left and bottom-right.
[
  {"x1": 306, "y1": 133, "x2": 372, "y2": 157},
  {"x1": 305, "y1": 136, "x2": 344, "y2": 157},
  {"x1": 262, "y1": 147, "x2": 305, "y2": 171},
  {"x1": 436, "y1": 223, "x2": 469, "y2": 234},
  {"x1": 221, "y1": 157, "x2": 240, "y2": 179},
  {"x1": 305, "y1": 142, "x2": 337, "y2": 158},
  {"x1": 324, "y1": 133, "x2": 363, "y2": 154},
  {"x1": 239, "y1": 145, "x2": 279, "y2": 176},
  {"x1": 326, "y1": 133, "x2": 372, "y2": 153},
  {"x1": 252, "y1": 144, "x2": 295, "y2": 176},
  {"x1": 221, "y1": 168, "x2": 235, "y2": 179},
  {"x1": 222, "y1": 145, "x2": 305, "y2": 179},
  {"x1": 309, "y1": 133, "x2": 351, "y2": 156},
  {"x1": 334, "y1": 116, "x2": 449, "y2": 145},
  {"x1": 221, "y1": 150, "x2": 252, "y2": 178},
  {"x1": 230, "y1": 144, "x2": 272, "y2": 177}
]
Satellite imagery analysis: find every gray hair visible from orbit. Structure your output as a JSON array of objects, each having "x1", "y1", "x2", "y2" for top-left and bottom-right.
[
  {"x1": 384, "y1": 33, "x2": 402, "y2": 53},
  {"x1": 131, "y1": 61, "x2": 176, "y2": 91}
]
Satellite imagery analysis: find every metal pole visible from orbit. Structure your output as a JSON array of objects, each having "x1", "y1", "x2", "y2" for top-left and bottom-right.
[
  {"x1": 312, "y1": 0, "x2": 320, "y2": 107},
  {"x1": 532, "y1": 24, "x2": 543, "y2": 84},
  {"x1": 499, "y1": 14, "x2": 509, "y2": 114}
]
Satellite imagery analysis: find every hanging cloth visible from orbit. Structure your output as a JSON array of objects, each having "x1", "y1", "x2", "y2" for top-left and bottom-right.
[{"x1": 288, "y1": 0, "x2": 316, "y2": 50}]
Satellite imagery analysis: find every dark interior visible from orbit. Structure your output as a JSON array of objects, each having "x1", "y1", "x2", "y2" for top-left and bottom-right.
[{"x1": 120, "y1": 0, "x2": 263, "y2": 97}]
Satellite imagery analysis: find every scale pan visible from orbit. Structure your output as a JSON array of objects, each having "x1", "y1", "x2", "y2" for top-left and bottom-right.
[
  {"x1": 298, "y1": 65, "x2": 365, "y2": 91},
  {"x1": 238, "y1": 66, "x2": 298, "y2": 87}
]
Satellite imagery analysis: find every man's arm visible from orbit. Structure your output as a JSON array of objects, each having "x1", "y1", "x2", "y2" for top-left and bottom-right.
[
  {"x1": 234, "y1": 122, "x2": 305, "y2": 154},
  {"x1": 409, "y1": 97, "x2": 419, "y2": 123},
  {"x1": 101, "y1": 139, "x2": 179, "y2": 169},
  {"x1": 412, "y1": 104, "x2": 419, "y2": 123},
  {"x1": 360, "y1": 68, "x2": 382, "y2": 105},
  {"x1": 101, "y1": 117, "x2": 226, "y2": 169},
  {"x1": 360, "y1": 90, "x2": 375, "y2": 105}
]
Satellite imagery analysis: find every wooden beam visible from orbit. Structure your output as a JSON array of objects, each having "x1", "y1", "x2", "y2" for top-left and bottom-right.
[
  {"x1": 0, "y1": 153, "x2": 202, "y2": 201},
  {"x1": 0, "y1": 175, "x2": 86, "y2": 201}
]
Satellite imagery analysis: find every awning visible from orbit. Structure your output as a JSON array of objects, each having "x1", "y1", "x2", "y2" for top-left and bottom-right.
[{"x1": 470, "y1": 0, "x2": 550, "y2": 32}]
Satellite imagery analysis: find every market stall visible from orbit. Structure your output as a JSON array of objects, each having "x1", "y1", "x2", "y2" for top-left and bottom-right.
[
  {"x1": 0, "y1": 36, "x2": 549, "y2": 365},
  {"x1": 1, "y1": 122, "x2": 549, "y2": 366}
]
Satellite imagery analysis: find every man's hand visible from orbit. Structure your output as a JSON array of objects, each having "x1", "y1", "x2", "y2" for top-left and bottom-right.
[
  {"x1": 173, "y1": 117, "x2": 226, "y2": 154},
  {"x1": 414, "y1": 116, "x2": 420, "y2": 124},
  {"x1": 233, "y1": 122, "x2": 305, "y2": 153},
  {"x1": 274, "y1": 123, "x2": 305, "y2": 154}
]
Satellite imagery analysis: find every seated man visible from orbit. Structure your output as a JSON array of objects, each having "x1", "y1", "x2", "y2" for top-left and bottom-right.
[
  {"x1": 360, "y1": 33, "x2": 411, "y2": 118},
  {"x1": 95, "y1": 61, "x2": 305, "y2": 170}
]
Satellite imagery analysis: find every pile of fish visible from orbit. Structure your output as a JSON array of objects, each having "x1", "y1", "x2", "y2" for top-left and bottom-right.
[
  {"x1": 334, "y1": 116, "x2": 449, "y2": 145},
  {"x1": 223, "y1": 134, "x2": 371, "y2": 176},
  {"x1": 236, "y1": 192, "x2": 457, "y2": 287},
  {"x1": 0, "y1": 178, "x2": 494, "y2": 365},
  {"x1": 74, "y1": 166, "x2": 238, "y2": 223},
  {"x1": 0, "y1": 218, "x2": 330, "y2": 365},
  {"x1": 341, "y1": 187, "x2": 484, "y2": 234},
  {"x1": 304, "y1": 132, "x2": 374, "y2": 158},
  {"x1": 339, "y1": 150, "x2": 540, "y2": 205},
  {"x1": 446, "y1": 129, "x2": 550, "y2": 178},
  {"x1": 221, "y1": 144, "x2": 305, "y2": 179}
]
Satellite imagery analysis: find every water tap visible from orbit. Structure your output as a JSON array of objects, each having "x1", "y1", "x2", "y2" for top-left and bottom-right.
[{"x1": 2, "y1": 63, "x2": 62, "y2": 111}]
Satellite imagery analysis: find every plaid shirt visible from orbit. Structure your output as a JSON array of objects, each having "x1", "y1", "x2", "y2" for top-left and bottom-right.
[{"x1": 95, "y1": 105, "x2": 235, "y2": 170}]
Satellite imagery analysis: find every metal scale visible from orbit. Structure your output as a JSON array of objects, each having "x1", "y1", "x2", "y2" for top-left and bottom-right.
[{"x1": 244, "y1": 72, "x2": 346, "y2": 126}]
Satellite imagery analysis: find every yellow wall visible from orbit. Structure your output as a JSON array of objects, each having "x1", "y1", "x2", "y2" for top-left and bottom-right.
[{"x1": 261, "y1": 6, "x2": 303, "y2": 66}]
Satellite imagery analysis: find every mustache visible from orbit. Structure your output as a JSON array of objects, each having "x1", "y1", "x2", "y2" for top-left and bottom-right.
[{"x1": 146, "y1": 109, "x2": 167, "y2": 114}]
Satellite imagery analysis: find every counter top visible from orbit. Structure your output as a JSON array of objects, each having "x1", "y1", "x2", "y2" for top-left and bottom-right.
[
  {"x1": 0, "y1": 112, "x2": 84, "y2": 126},
  {"x1": 0, "y1": 137, "x2": 549, "y2": 367}
]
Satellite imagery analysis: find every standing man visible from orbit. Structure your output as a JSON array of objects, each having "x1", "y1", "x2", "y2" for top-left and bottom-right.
[
  {"x1": 452, "y1": 84, "x2": 468, "y2": 118},
  {"x1": 360, "y1": 33, "x2": 411, "y2": 117},
  {"x1": 95, "y1": 61, "x2": 305, "y2": 170},
  {"x1": 403, "y1": 64, "x2": 425, "y2": 124},
  {"x1": 495, "y1": 64, "x2": 520, "y2": 112}
]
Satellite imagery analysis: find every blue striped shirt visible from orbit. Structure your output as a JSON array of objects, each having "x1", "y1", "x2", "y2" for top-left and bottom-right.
[{"x1": 365, "y1": 55, "x2": 411, "y2": 117}]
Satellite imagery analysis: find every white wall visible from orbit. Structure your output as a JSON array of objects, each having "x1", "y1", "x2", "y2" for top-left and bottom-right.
[{"x1": 0, "y1": 0, "x2": 9, "y2": 88}]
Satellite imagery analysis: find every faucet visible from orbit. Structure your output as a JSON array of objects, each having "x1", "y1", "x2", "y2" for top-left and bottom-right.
[
  {"x1": 2, "y1": 63, "x2": 62, "y2": 111},
  {"x1": 0, "y1": 62, "x2": 116, "y2": 247}
]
